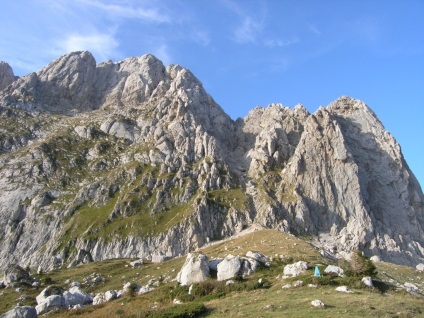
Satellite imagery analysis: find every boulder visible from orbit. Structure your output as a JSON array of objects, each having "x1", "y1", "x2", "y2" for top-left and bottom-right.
[
  {"x1": 283, "y1": 261, "x2": 309, "y2": 277},
  {"x1": 105, "y1": 290, "x2": 118, "y2": 301},
  {"x1": 370, "y1": 256, "x2": 381, "y2": 263},
  {"x1": 245, "y1": 251, "x2": 270, "y2": 264},
  {"x1": 35, "y1": 295, "x2": 66, "y2": 314},
  {"x1": 323, "y1": 265, "x2": 344, "y2": 277},
  {"x1": 416, "y1": 263, "x2": 424, "y2": 272},
  {"x1": 176, "y1": 252, "x2": 210, "y2": 286},
  {"x1": 62, "y1": 286, "x2": 92, "y2": 307},
  {"x1": 3, "y1": 264, "x2": 31, "y2": 287},
  {"x1": 36, "y1": 286, "x2": 62, "y2": 305},
  {"x1": 217, "y1": 255, "x2": 242, "y2": 281},
  {"x1": 93, "y1": 289, "x2": 118, "y2": 305},
  {"x1": 361, "y1": 276, "x2": 373, "y2": 288},
  {"x1": 92, "y1": 293, "x2": 106, "y2": 305},
  {"x1": 0, "y1": 306, "x2": 38, "y2": 318},
  {"x1": 240, "y1": 258, "x2": 255, "y2": 277}
]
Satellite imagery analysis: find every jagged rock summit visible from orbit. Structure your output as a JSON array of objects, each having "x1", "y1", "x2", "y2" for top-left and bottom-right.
[{"x1": 0, "y1": 51, "x2": 423, "y2": 272}]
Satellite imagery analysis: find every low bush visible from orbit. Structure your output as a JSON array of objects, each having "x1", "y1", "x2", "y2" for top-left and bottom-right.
[{"x1": 145, "y1": 303, "x2": 207, "y2": 318}]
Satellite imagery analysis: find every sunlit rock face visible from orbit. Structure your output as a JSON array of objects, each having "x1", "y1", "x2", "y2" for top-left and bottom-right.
[{"x1": 0, "y1": 51, "x2": 423, "y2": 271}]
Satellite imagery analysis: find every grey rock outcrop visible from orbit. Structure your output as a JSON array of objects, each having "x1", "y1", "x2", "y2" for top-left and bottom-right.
[
  {"x1": 0, "y1": 51, "x2": 423, "y2": 271},
  {"x1": 3, "y1": 264, "x2": 31, "y2": 287},
  {"x1": 0, "y1": 306, "x2": 37, "y2": 318}
]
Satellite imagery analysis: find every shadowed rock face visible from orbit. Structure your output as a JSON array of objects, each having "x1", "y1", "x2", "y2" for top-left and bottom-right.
[
  {"x1": 0, "y1": 51, "x2": 423, "y2": 270},
  {"x1": 0, "y1": 61, "x2": 18, "y2": 91}
]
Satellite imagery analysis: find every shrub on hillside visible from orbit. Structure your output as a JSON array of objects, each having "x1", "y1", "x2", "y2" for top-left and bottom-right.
[{"x1": 344, "y1": 249, "x2": 377, "y2": 277}]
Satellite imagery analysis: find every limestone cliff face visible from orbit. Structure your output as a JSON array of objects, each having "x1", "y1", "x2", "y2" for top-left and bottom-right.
[
  {"x1": 0, "y1": 62, "x2": 18, "y2": 91},
  {"x1": 0, "y1": 51, "x2": 422, "y2": 270}
]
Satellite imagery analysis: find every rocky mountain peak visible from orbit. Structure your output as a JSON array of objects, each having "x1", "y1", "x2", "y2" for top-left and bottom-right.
[{"x1": 0, "y1": 51, "x2": 423, "y2": 271}]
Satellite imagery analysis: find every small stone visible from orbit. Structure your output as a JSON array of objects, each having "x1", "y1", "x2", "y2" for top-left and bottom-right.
[
  {"x1": 416, "y1": 263, "x2": 424, "y2": 272},
  {"x1": 226, "y1": 280, "x2": 235, "y2": 286},
  {"x1": 293, "y1": 280, "x2": 303, "y2": 287},
  {"x1": 311, "y1": 299, "x2": 325, "y2": 307},
  {"x1": 336, "y1": 286, "x2": 353, "y2": 293},
  {"x1": 130, "y1": 259, "x2": 144, "y2": 268}
]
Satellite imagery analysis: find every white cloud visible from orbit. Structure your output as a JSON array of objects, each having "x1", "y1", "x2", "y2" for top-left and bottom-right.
[
  {"x1": 55, "y1": 32, "x2": 119, "y2": 62},
  {"x1": 75, "y1": 0, "x2": 170, "y2": 23}
]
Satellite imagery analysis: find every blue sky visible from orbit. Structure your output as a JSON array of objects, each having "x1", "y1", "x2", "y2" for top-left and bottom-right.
[{"x1": 1, "y1": 0, "x2": 423, "y2": 188}]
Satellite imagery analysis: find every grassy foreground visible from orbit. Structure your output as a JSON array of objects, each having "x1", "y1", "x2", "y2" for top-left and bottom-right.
[{"x1": 1, "y1": 229, "x2": 424, "y2": 317}]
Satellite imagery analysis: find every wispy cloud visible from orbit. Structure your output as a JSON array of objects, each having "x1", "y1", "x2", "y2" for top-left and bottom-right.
[
  {"x1": 54, "y1": 32, "x2": 120, "y2": 62},
  {"x1": 234, "y1": 16, "x2": 264, "y2": 44},
  {"x1": 264, "y1": 37, "x2": 300, "y2": 48},
  {"x1": 75, "y1": 0, "x2": 170, "y2": 23},
  {"x1": 309, "y1": 25, "x2": 321, "y2": 36},
  {"x1": 222, "y1": 0, "x2": 266, "y2": 44}
]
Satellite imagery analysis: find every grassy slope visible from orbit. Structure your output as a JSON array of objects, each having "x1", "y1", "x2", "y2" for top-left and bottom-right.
[{"x1": 1, "y1": 229, "x2": 424, "y2": 317}]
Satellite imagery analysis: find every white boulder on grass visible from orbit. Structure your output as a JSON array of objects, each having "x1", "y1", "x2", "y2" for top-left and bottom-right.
[
  {"x1": 93, "y1": 293, "x2": 106, "y2": 306},
  {"x1": 63, "y1": 286, "x2": 92, "y2": 307},
  {"x1": 36, "y1": 286, "x2": 62, "y2": 305},
  {"x1": 311, "y1": 299, "x2": 325, "y2": 307},
  {"x1": 370, "y1": 256, "x2": 381, "y2": 263},
  {"x1": 416, "y1": 263, "x2": 424, "y2": 272},
  {"x1": 324, "y1": 265, "x2": 344, "y2": 277},
  {"x1": 361, "y1": 276, "x2": 374, "y2": 288},
  {"x1": 176, "y1": 252, "x2": 210, "y2": 286},
  {"x1": 335, "y1": 286, "x2": 353, "y2": 293},
  {"x1": 36, "y1": 295, "x2": 66, "y2": 314},
  {"x1": 283, "y1": 261, "x2": 308, "y2": 277},
  {"x1": 217, "y1": 255, "x2": 242, "y2": 281}
]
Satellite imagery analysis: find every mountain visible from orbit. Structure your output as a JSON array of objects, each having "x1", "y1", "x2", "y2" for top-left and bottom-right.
[{"x1": 0, "y1": 51, "x2": 423, "y2": 271}]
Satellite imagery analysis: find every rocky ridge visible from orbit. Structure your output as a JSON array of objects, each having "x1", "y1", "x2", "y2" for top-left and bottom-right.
[{"x1": 0, "y1": 51, "x2": 423, "y2": 271}]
